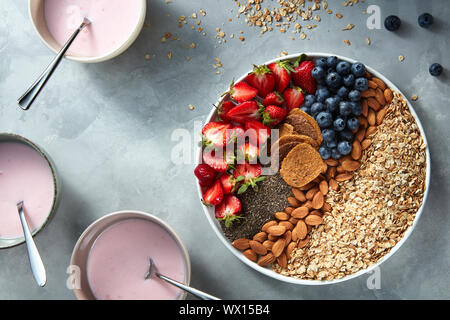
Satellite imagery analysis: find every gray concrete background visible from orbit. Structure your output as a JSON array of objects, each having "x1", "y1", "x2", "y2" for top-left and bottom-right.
[{"x1": 0, "y1": 0, "x2": 449, "y2": 299}]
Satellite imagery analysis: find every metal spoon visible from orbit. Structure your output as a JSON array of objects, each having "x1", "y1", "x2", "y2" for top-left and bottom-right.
[
  {"x1": 17, "y1": 17, "x2": 91, "y2": 110},
  {"x1": 145, "y1": 257, "x2": 220, "y2": 300},
  {"x1": 17, "y1": 201, "x2": 46, "y2": 287}
]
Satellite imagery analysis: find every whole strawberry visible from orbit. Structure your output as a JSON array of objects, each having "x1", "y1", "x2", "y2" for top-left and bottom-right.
[
  {"x1": 268, "y1": 60, "x2": 294, "y2": 93},
  {"x1": 194, "y1": 164, "x2": 217, "y2": 188},
  {"x1": 263, "y1": 91, "x2": 284, "y2": 107},
  {"x1": 292, "y1": 56, "x2": 317, "y2": 94},
  {"x1": 226, "y1": 80, "x2": 258, "y2": 103},
  {"x1": 217, "y1": 101, "x2": 235, "y2": 122},
  {"x1": 245, "y1": 64, "x2": 275, "y2": 98},
  {"x1": 262, "y1": 105, "x2": 287, "y2": 126},
  {"x1": 283, "y1": 86, "x2": 305, "y2": 112},
  {"x1": 202, "y1": 180, "x2": 224, "y2": 206}
]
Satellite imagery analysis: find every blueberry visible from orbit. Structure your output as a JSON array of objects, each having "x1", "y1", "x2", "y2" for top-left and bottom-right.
[
  {"x1": 316, "y1": 77, "x2": 327, "y2": 86},
  {"x1": 429, "y1": 63, "x2": 443, "y2": 77},
  {"x1": 336, "y1": 61, "x2": 351, "y2": 75},
  {"x1": 311, "y1": 102, "x2": 325, "y2": 116},
  {"x1": 337, "y1": 141, "x2": 352, "y2": 156},
  {"x1": 350, "y1": 102, "x2": 363, "y2": 116},
  {"x1": 315, "y1": 57, "x2": 328, "y2": 69},
  {"x1": 384, "y1": 15, "x2": 401, "y2": 31},
  {"x1": 343, "y1": 74, "x2": 355, "y2": 87},
  {"x1": 321, "y1": 129, "x2": 336, "y2": 142},
  {"x1": 326, "y1": 56, "x2": 339, "y2": 69},
  {"x1": 304, "y1": 94, "x2": 316, "y2": 107},
  {"x1": 326, "y1": 72, "x2": 342, "y2": 89},
  {"x1": 333, "y1": 117, "x2": 346, "y2": 132},
  {"x1": 351, "y1": 62, "x2": 366, "y2": 77},
  {"x1": 339, "y1": 130, "x2": 354, "y2": 142},
  {"x1": 327, "y1": 139, "x2": 338, "y2": 149},
  {"x1": 315, "y1": 87, "x2": 330, "y2": 102},
  {"x1": 339, "y1": 101, "x2": 352, "y2": 116},
  {"x1": 319, "y1": 146, "x2": 331, "y2": 160},
  {"x1": 316, "y1": 112, "x2": 333, "y2": 128},
  {"x1": 331, "y1": 148, "x2": 342, "y2": 160},
  {"x1": 347, "y1": 117, "x2": 360, "y2": 131},
  {"x1": 348, "y1": 89, "x2": 361, "y2": 102},
  {"x1": 325, "y1": 96, "x2": 340, "y2": 113},
  {"x1": 337, "y1": 86, "x2": 349, "y2": 98},
  {"x1": 300, "y1": 106, "x2": 311, "y2": 114},
  {"x1": 312, "y1": 66, "x2": 326, "y2": 80},
  {"x1": 418, "y1": 13, "x2": 433, "y2": 28},
  {"x1": 354, "y1": 77, "x2": 369, "y2": 92}
]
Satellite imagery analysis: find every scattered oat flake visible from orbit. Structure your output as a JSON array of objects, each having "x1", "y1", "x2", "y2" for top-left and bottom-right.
[
  {"x1": 168, "y1": 52, "x2": 172, "y2": 59},
  {"x1": 144, "y1": 54, "x2": 150, "y2": 60},
  {"x1": 188, "y1": 104, "x2": 195, "y2": 110},
  {"x1": 300, "y1": 32, "x2": 307, "y2": 40},
  {"x1": 399, "y1": 55, "x2": 405, "y2": 61},
  {"x1": 344, "y1": 39, "x2": 351, "y2": 46},
  {"x1": 366, "y1": 37, "x2": 371, "y2": 45},
  {"x1": 200, "y1": 9, "x2": 206, "y2": 16},
  {"x1": 186, "y1": 56, "x2": 191, "y2": 61},
  {"x1": 343, "y1": 24, "x2": 355, "y2": 31},
  {"x1": 281, "y1": 50, "x2": 288, "y2": 56},
  {"x1": 190, "y1": 42, "x2": 196, "y2": 48},
  {"x1": 411, "y1": 95, "x2": 418, "y2": 101},
  {"x1": 336, "y1": 13, "x2": 343, "y2": 19},
  {"x1": 239, "y1": 36, "x2": 245, "y2": 41}
]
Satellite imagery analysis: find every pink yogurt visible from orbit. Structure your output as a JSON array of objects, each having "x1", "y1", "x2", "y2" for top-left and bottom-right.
[
  {"x1": 44, "y1": 0, "x2": 143, "y2": 57},
  {"x1": 86, "y1": 218, "x2": 187, "y2": 300},
  {"x1": 0, "y1": 142, "x2": 55, "y2": 239}
]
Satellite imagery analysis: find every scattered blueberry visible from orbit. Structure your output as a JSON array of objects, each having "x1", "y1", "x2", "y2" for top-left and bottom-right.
[
  {"x1": 326, "y1": 56, "x2": 339, "y2": 69},
  {"x1": 350, "y1": 102, "x2": 363, "y2": 116},
  {"x1": 339, "y1": 101, "x2": 352, "y2": 116},
  {"x1": 325, "y1": 96, "x2": 340, "y2": 113},
  {"x1": 311, "y1": 102, "x2": 325, "y2": 116},
  {"x1": 429, "y1": 63, "x2": 443, "y2": 76},
  {"x1": 327, "y1": 139, "x2": 338, "y2": 149},
  {"x1": 336, "y1": 61, "x2": 351, "y2": 75},
  {"x1": 315, "y1": 87, "x2": 330, "y2": 102},
  {"x1": 333, "y1": 117, "x2": 346, "y2": 132},
  {"x1": 347, "y1": 117, "x2": 360, "y2": 131},
  {"x1": 304, "y1": 94, "x2": 316, "y2": 107},
  {"x1": 312, "y1": 66, "x2": 326, "y2": 80},
  {"x1": 337, "y1": 86, "x2": 349, "y2": 98},
  {"x1": 418, "y1": 13, "x2": 433, "y2": 28},
  {"x1": 300, "y1": 106, "x2": 311, "y2": 114},
  {"x1": 326, "y1": 72, "x2": 342, "y2": 89},
  {"x1": 322, "y1": 129, "x2": 336, "y2": 142},
  {"x1": 351, "y1": 62, "x2": 366, "y2": 77},
  {"x1": 331, "y1": 148, "x2": 342, "y2": 160},
  {"x1": 316, "y1": 112, "x2": 333, "y2": 128},
  {"x1": 339, "y1": 130, "x2": 354, "y2": 142},
  {"x1": 384, "y1": 15, "x2": 401, "y2": 31},
  {"x1": 337, "y1": 141, "x2": 352, "y2": 156},
  {"x1": 315, "y1": 57, "x2": 328, "y2": 69},
  {"x1": 343, "y1": 74, "x2": 355, "y2": 87},
  {"x1": 354, "y1": 77, "x2": 369, "y2": 92},
  {"x1": 319, "y1": 146, "x2": 331, "y2": 160},
  {"x1": 348, "y1": 90, "x2": 361, "y2": 102}
]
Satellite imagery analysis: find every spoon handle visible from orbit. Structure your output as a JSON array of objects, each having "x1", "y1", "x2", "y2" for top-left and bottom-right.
[
  {"x1": 17, "y1": 202, "x2": 46, "y2": 287},
  {"x1": 17, "y1": 17, "x2": 91, "y2": 110},
  {"x1": 157, "y1": 273, "x2": 220, "y2": 300}
]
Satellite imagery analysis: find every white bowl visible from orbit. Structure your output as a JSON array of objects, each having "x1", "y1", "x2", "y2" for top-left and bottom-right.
[
  {"x1": 196, "y1": 52, "x2": 431, "y2": 285},
  {"x1": 28, "y1": 0, "x2": 146, "y2": 63}
]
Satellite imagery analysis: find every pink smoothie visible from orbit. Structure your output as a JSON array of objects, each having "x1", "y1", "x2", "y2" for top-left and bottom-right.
[
  {"x1": 87, "y1": 218, "x2": 187, "y2": 300},
  {"x1": 44, "y1": 0, "x2": 143, "y2": 57},
  {"x1": 0, "y1": 142, "x2": 55, "y2": 239}
]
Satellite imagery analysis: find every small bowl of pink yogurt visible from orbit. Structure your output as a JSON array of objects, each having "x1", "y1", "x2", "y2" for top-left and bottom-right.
[
  {"x1": 0, "y1": 133, "x2": 60, "y2": 248},
  {"x1": 70, "y1": 211, "x2": 191, "y2": 300},
  {"x1": 29, "y1": 0, "x2": 147, "y2": 63}
]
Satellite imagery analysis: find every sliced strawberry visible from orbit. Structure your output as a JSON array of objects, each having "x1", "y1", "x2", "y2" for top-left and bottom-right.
[
  {"x1": 292, "y1": 57, "x2": 316, "y2": 94},
  {"x1": 201, "y1": 122, "x2": 232, "y2": 148},
  {"x1": 202, "y1": 180, "x2": 224, "y2": 206},
  {"x1": 215, "y1": 195, "x2": 242, "y2": 227},
  {"x1": 217, "y1": 101, "x2": 235, "y2": 122},
  {"x1": 225, "y1": 101, "x2": 261, "y2": 124},
  {"x1": 238, "y1": 142, "x2": 260, "y2": 163},
  {"x1": 263, "y1": 91, "x2": 284, "y2": 107},
  {"x1": 244, "y1": 121, "x2": 271, "y2": 146},
  {"x1": 226, "y1": 125, "x2": 245, "y2": 144},
  {"x1": 194, "y1": 164, "x2": 217, "y2": 188},
  {"x1": 219, "y1": 174, "x2": 237, "y2": 194},
  {"x1": 245, "y1": 64, "x2": 275, "y2": 98},
  {"x1": 233, "y1": 162, "x2": 266, "y2": 194},
  {"x1": 226, "y1": 81, "x2": 258, "y2": 103},
  {"x1": 283, "y1": 87, "x2": 305, "y2": 112},
  {"x1": 202, "y1": 148, "x2": 232, "y2": 172},
  {"x1": 268, "y1": 60, "x2": 294, "y2": 93},
  {"x1": 262, "y1": 105, "x2": 287, "y2": 126}
]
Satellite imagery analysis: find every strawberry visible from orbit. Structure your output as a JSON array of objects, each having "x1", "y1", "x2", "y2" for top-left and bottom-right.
[
  {"x1": 194, "y1": 164, "x2": 217, "y2": 188},
  {"x1": 262, "y1": 105, "x2": 287, "y2": 126},
  {"x1": 267, "y1": 60, "x2": 294, "y2": 93},
  {"x1": 225, "y1": 101, "x2": 261, "y2": 124},
  {"x1": 263, "y1": 91, "x2": 284, "y2": 107},
  {"x1": 202, "y1": 180, "x2": 224, "y2": 206},
  {"x1": 217, "y1": 101, "x2": 235, "y2": 122},
  {"x1": 292, "y1": 56, "x2": 316, "y2": 94},
  {"x1": 238, "y1": 142, "x2": 260, "y2": 163},
  {"x1": 233, "y1": 162, "x2": 266, "y2": 194},
  {"x1": 219, "y1": 174, "x2": 237, "y2": 194},
  {"x1": 244, "y1": 121, "x2": 271, "y2": 146},
  {"x1": 283, "y1": 86, "x2": 305, "y2": 112},
  {"x1": 202, "y1": 148, "x2": 234, "y2": 172},
  {"x1": 201, "y1": 121, "x2": 232, "y2": 148},
  {"x1": 245, "y1": 64, "x2": 275, "y2": 98},
  {"x1": 226, "y1": 80, "x2": 258, "y2": 103},
  {"x1": 226, "y1": 125, "x2": 245, "y2": 144},
  {"x1": 215, "y1": 195, "x2": 242, "y2": 227}
]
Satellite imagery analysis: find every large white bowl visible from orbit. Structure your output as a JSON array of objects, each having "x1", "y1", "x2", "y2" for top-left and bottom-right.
[{"x1": 196, "y1": 52, "x2": 431, "y2": 285}]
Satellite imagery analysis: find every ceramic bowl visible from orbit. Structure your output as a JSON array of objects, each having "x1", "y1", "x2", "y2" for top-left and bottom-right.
[
  {"x1": 70, "y1": 210, "x2": 191, "y2": 300},
  {"x1": 28, "y1": 0, "x2": 147, "y2": 63},
  {"x1": 196, "y1": 52, "x2": 431, "y2": 285},
  {"x1": 0, "y1": 133, "x2": 60, "y2": 249}
]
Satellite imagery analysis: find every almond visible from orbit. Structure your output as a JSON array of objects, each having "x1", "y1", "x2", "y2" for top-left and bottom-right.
[
  {"x1": 282, "y1": 230, "x2": 292, "y2": 245},
  {"x1": 297, "y1": 236, "x2": 310, "y2": 249},
  {"x1": 371, "y1": 77, "x2": 386, "y2": 91},
  {"x1": 319, "y1": 180, "x2": 328, "y2": 195},
  {"x1": 252, "y1": 232, "x2": 268, "y2": 243},
  {"x1": 324, "y1": 159, "x2": 339, "y2": 167},
  {"x1": 329, "y1": 178, "x2": 339, "y2": 191},
  {"x1": 312, "y1": 191, "x2": 324, "y2": 209},
  {"x1": 355, "y1": 128, "x2": 366, "y2": 142},
  {"x1": 249, "y1": 240, "x2": 267, "y2": 255},
  {"x1": 284, "y1": 207, "x2": 294, "y2": 215},
  {"x1": 341, "y1": 159, "x2": 361, "y2": 171},
  {"x1": 275, "y1": 211, "x2": 290, "y2": 221},
  {"x1": 287, "y1": 196, "x2": 300, "y2": 208},
  {"x1": 376, "y1": 108, "x2": 388, "y2": 125},
  {"x1": 335, "y1": 172, "x2": 353, "y2": 182},
  {"x1": 351, "y1": 140, "x2": 362, "y2": 160},
  {"x1": 276, "y1": 252, "x2": 288, "y2": 268},
  {"x1": 367, "y1": 108, "x2": 376, "y2": 126},
  {"x1": 305, "y1": 214, "x2": 323, "y2": 226},
  {"x1": 303, "y1": 200, "x2": 313, "y2": 209},
  {"x1": 359, "y1": 116, "x2": 368, "y2": 129},
  {"x1": 279, "y1": 221, "x2": 294, "y2": 231},
  {"x1": 295, "y1": 220, "x2": 308, "y2": 240},
  {"x1": 288, "y1": 217, "x2": 299, "y2": 225},
  {"x1": 243, "y1": 249, "x2": 257, "y2": 262},
  {"x1": 297, "y1": 182, "x2": 315, "y2": 191},
  {"x1": 367, "y1": 97, "x2": 381, "y2": 111},
  {"x1": 322, "y1": 201, "x2": 332, "y2": 212},
  {"x1": 365, "y1": 126, "x2": 377, "y2": 137},
  {"x1": 361, "y1": 88, "x2": 376, "y2": 98},
  {"x1": 362, "y1": 99, "x2": 369, "y2": 117},
  {"x1": 261, "y1": 220, "x2": 277, "y2": 233},
  {"x1": 268, "y1": 234, "x2": 279, "y2": 241},
  {"x1": 286, "y1": 242, "x2": 296, "y2": 258},
  {"x1": 262, "y1": 240, "x2": 274, "y2": 250},
  {"x1": 267, "y1": 225, "x2": 286, "y2": 237},
  {"x1": 368, "y1": 80, "x2": 377, "y2": 89},
  {"x1": 292, "y1": 188, "x2": 306, "y2": 202},
  {"x1": 305, "y1": 187, "x2": 319, "y2": 200},
  {"x1": 272, "y1": 238, "x2": 286, "y2": 257},
  {"x1": 384, "y1": 88, "x2": 393, "y2": 104},
  {"x1": 336, "y1": 165, "x2": 345, "y2": 173},
  {"x1": 375, "y1": 88, "x2": 386, "y2": 106},
  {"x1": 361, "y1": 139, "x2": 372, "y2": 150},
  {"x1": 326, "y1": 166, "x2": 337, "y2": 179},
  {"x1": 291, "y1": 206, "x2": 309, "y2": 219},
  {"x1": 232, "y1": 238, "x2": 250, "y2": 250},
  {"x1": 257, "y1": 253, "x2": 275, "y2": 266}
]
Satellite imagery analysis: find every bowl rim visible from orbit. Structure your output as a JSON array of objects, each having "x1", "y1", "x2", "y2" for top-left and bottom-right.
[
  {"x1": 70, "y1": 210, "x2": 192, "y2": 299},
  {"x1": 196, "y1": 52, "x2": 431, "y2": 285},
  {"x1": 27, "y1": 0, "x2": 147, "y2": 63},
  {"x1": 0, "y1": 132, "x2": 60, "y2": 249}
]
